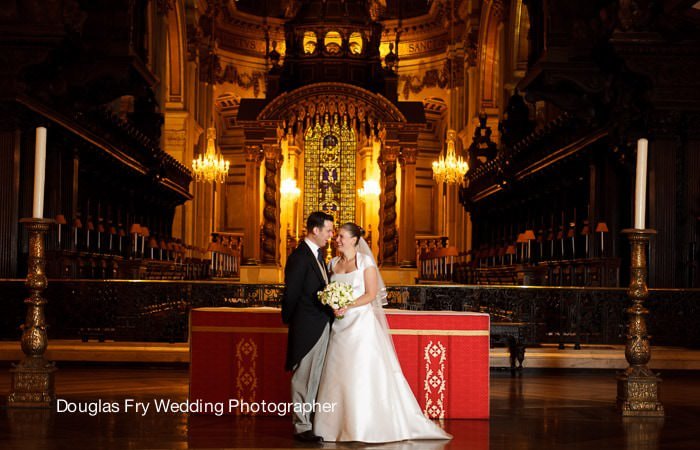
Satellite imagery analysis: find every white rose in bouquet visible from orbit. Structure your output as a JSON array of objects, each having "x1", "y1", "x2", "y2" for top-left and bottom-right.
[{"x1": 318, "y1": 281, "x2": 355, "y2": 319}]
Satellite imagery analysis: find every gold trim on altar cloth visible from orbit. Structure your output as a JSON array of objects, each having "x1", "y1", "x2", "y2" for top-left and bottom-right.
[{"x1": 192, "y1": 325, "x2": 489, "y2": 336}]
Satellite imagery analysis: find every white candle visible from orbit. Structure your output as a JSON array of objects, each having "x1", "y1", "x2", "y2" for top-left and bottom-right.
[
  {"x1": 32, "y1": 127, "x2": 47, "y2": 218},
  {"x1": 634, "y1": 138, "x2": 648, "y2": 229}
]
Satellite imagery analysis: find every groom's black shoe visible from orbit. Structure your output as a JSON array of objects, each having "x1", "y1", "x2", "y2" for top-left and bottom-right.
[{"x1": 294, "y1": 430, "x2": 323, "y2": 443}]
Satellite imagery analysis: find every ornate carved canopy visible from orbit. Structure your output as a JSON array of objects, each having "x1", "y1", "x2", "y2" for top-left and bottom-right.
[{"x1": 259, "y1": 82, "x2": 406, "y2": 125}]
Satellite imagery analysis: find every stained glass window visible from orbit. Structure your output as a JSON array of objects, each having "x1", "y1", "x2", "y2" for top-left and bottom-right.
[{"x1": 303, "y1": 115, "x2": 356, "y2": 227}]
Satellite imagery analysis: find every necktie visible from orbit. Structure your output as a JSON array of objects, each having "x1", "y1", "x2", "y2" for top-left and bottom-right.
[{"x1": 317, "y1": 248, "x2": 328, "y2": 281}]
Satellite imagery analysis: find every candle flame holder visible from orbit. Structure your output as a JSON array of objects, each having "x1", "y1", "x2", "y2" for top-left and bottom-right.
[
  {"x1": 617, "y1": 228, "x2": 663, "y2": 416},
  {"x1": 8, "y1": 218, "x2": 56, "y2": 407}
]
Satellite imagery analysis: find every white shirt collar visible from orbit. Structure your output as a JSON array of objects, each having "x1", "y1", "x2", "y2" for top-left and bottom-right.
[{"x1": 304, "y1": 237, "x2": 321, "y2": 256}]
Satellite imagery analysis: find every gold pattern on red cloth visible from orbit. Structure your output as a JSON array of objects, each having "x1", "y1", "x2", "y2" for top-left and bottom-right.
[
  {"x1": 423, "y1": 340, "x2": 446, "y2": 419},
  {"x1": 235, "y1": 338, "x2": 258, "y2": 414}
]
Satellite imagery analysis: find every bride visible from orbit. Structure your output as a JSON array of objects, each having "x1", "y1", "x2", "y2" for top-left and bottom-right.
[{"x1": 313, "y1": 222, "x2": 452, "y2": 443}]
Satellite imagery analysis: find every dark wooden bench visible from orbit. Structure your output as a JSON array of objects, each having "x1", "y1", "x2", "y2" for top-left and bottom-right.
[{"x1": 476, "y1": 267, "x2": 517, "y2": 285}]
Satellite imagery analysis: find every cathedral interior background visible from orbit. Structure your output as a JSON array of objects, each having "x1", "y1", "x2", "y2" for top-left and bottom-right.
[{"x1": 1, "y1": 0, "x2": 700, "y2": 447}]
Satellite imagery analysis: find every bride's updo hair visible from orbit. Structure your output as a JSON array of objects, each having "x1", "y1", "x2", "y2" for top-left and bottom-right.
[{"x1": 340, "y1": 222, "x2": 365, "y2": 246}]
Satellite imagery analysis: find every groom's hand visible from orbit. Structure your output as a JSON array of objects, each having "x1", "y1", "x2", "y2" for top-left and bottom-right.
[{"x1": 334, "y1": 307, "x2": 347, "y2": 317}]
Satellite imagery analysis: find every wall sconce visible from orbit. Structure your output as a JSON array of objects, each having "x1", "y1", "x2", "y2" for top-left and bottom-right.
[
  {"x1": 129, "y1": 223, "x2": 141, "y2": 255},
  {"x1": 55, "y1": 214, "x2": 66, "y2": 248},
  {"x1": 523, "y1": 229, "x2": 536, "y2": 262},
  {"x1": 595, "y1": 222, "x2": 609, "y2": 256},
  {"x1": 358, "y1": 179, "x2": 381, "y2": 198},
  {"x1": 506, "y1": 245, "x2": 516, "y2": 265},
  {"x1": 516, "y1": 233, "x2": 527, "y2": 263},
  {"x1": 280, "y1": 178, "x2": 301, "y2": 201}
]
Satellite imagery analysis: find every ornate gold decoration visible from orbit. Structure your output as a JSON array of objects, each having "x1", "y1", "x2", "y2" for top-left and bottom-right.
[
  {"x1": 379, "y1": 147, "x2": 399, "y2": 266},
  {"x1": 400, "y1": 67, "x2": 448, "y2": 100},
  {"x1": 617, "y1": 229, "x2": 664, "y2": 416},
  {"x1": 258, "y1": 82, "x2": 407, "y2": 124},
  {"x1": 423, "y1": 340, "x2": 446, "y2": 419},
  {"x1": 8, "y1": 219, "x2": 56, "y2": 408},
  {"x1": 219, "y1": 64, "x2": 265, "y2": 97},
  {"x1": 235, "y1": 338, "x2": 258, "y2": 415}
]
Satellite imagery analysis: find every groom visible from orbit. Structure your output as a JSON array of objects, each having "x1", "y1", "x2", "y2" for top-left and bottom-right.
[{"x1": 281, "y1": 211, "x2": 335, "y2": 443}]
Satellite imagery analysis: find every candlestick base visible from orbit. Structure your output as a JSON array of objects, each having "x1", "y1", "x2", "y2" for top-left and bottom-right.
[
  {"x1": 617, "y1": 228, "x2": 663, "y2": 417},
  {"x1": 7, "y1": 357, "x2": 57, "y2": 407},
  {"x1": 617, "y1": 367, "x2": 664, "y2": 417},
  {"x1": 8, "y1": 218, "x2": 56, "y2": 408}
]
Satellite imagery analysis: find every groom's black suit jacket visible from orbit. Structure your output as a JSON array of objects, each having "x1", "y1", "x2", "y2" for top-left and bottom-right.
[{"x1": 282, "y1": 241, "x2": 334, "y2": 371}]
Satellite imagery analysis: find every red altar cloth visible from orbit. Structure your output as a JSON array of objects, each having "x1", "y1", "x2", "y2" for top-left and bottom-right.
[{"x1": 189, "y1": 307, "x2": 489, "y2": 419}]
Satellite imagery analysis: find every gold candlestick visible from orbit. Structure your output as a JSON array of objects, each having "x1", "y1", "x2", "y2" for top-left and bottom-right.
[
  {"x1": 617, "y1": 229, "x2": 663, "y2": 416},
  {"x1": 8, "y1": 218, "x2": 57, "y2": 407}
]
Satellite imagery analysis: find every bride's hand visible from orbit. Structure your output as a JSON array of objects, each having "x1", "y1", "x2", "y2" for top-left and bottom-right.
[{"x1": 334, "y1": 307, "x2": 348, "y2": 317}]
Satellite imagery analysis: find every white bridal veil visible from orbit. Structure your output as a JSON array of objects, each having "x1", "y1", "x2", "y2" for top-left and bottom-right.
[{"x1": 356, "y1": 237, "x2": 397, "y2": 353}]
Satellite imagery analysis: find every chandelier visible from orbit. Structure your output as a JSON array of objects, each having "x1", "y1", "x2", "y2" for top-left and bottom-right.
[
  {"x1": 432, "y1": 129, "x2": 468, "y2": 184},
  {"x1": 431, "y1": 0, "x2": 468, "y2": 185},
  {"x1": 192, "y1": 127, "x2": 230, "y2": 183}
]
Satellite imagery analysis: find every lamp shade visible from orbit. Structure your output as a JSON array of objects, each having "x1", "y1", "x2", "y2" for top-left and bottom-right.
[
  {"x1": 55, "y1": 214, "x2": 67, "y2": 225},
  {"x1": 86, "y1": 221, "x2": 95, "y2": 231},
  {"x1": 140, "y1": 226, "x2": 150, "y2": 238},
  {"x1": 97, "y1": 223, "x2": 105, "y2": 233},
  {"x1": 567, "y1": 228, "x2": 575, "y2": 238},
  {"x1": 595, "y1": 222, "x2": 609, "y2": 233},
  {"x1": 523, "y1": 229, "x2": 536, "y2": 240},
  {"x1": 506, "y1": 245, "x2": 517, "y2": 255},
  {"x1": 516, "y1": 233, "x2": 527, "y2": 243},
  {"x1": 148, "y1": 237, "x2": 159, "y2": 248},
  {"x1": 581, "y1": 221, "x2": 590, "y2": 235},
  {"x1": 129, "y1": 223, "x2": 141, "y2": 234}
]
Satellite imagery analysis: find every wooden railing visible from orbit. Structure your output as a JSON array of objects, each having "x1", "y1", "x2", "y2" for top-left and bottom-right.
[
  {"x1": 417, "y1": 247, "x2": 470, "y2": 283},
  {"x1": 1, "y1": 281, "x2": 697, "y2": 350},
  {"x1": 209, "y1": 232, "x2": 243, "y2": 279}
]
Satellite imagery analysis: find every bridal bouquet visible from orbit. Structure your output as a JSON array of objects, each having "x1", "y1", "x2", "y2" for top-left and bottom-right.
[{"x1": 318, "y1": 282, "x2": 355, "y2": 319}]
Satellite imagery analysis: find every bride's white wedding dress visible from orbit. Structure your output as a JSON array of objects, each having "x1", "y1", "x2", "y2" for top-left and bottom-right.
[{"x1": 313, "y1": 253, "x2": 451, "y2": 443}]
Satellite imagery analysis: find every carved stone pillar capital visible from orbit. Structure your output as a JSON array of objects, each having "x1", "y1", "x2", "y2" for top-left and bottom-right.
[
  {"x1": 379, "y1": 146, "x2": 400, "y2": 166},
  {"x1": 399, "y1": 147, "x2": 418, "y2": 166},
  {"x1": 263, "y1": 144, "x2": 282, "y2": 164},
  {"x1": 245, "y1": 145, "x2": 263, "y2": 163}
]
